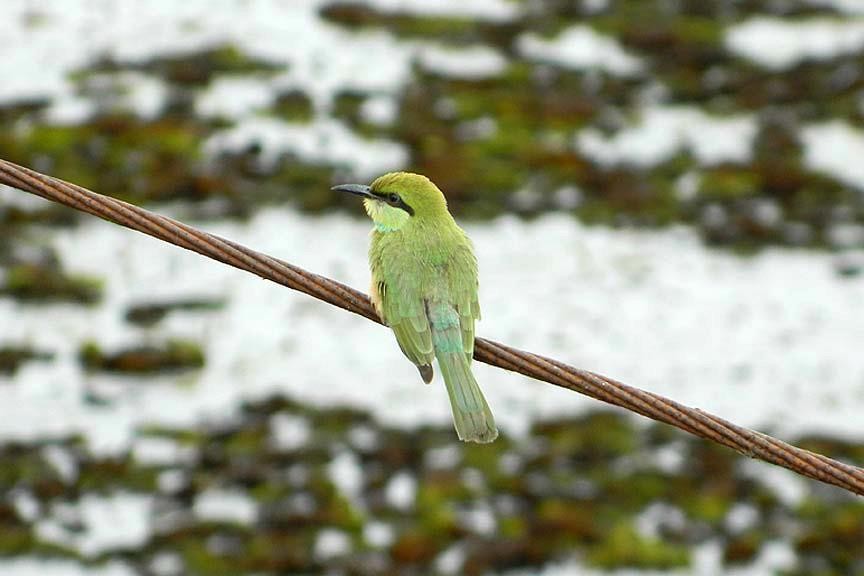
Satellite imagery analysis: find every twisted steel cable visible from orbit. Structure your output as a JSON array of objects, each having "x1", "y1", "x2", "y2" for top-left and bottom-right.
[{"x1": 2, "y1": 157, "x2": 863, "y2": 496}]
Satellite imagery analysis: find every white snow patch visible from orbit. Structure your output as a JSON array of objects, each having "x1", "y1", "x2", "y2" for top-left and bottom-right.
[
  {"x1": 826, "y1": 223, "x2": 864, "y2": 248},
  {"x1": 425, "y1": 445, "x2": 462, "y2": 470},
  {"x1": 498, "y1": 539, "x2": 795, "y2": 575},
  {"x1": 725, "y1": 504, "x2": 759, "y2": 534},
  {"x1": 0, "y1": 0, "x2": 521, "y2": 122},
  {"x1": 78, "y1": 72, "x2": 168, "y2": 120},
  {"x1": 0, "y1": 0, "x2": 416, "y2": 110},
  {"x1": 435, "y1": 545, "x2": 466, "y2": 574},
  {"x1": 726, "y1": 17, "x2": 864, "y2": 70},
  {"x1": 696, "y1": 540, "x2": 797, "y2": 576},
  {"x1": 42, "y1": 445, "x2": 78, "y2": 483},
  {"x1": 364, "y1": 521, "x2": 395, "y2": 547},
  {"x1": 1, "y1": 184, "x2": 55, "y2": 210},
  {"x1": 157, "y1": 469, "x2": 189, "y2": 494},
  {"x1": 552, "y1": 185, "x2": 583, "y2": 210},
  {"x1": 364, "y1": 0, "x2": 519, "y2": 21},
  {"x1": 498, "y1": 452, "x2": 523, "y2": 475},
  {"x1": 653, "y1": 443, "x2": 686, "y2": 473},
  {"x1": 518, "y1": 25, "x2": 642, "y2": 76},
  {"x1": 360, "y1": 95, "x2": 398, "y2": 127},
  {"x1": 348, "y1": 424, "x2": 380, "y2": 451},
  {"x1": 576, "y1": 106, "x2": 756, "y2": 166},
  {"x1": 462, "y1": 467, "x2": 486, "y2": 492},
  {"x1": 37, "y1": 493, "x2": 153, "y2": 557},
  {"x1": 582, "y1": 0, "x2": 610, "y2": 14},
  {"x1": 269, "y1": 413, "x2": 310, "y2": 450},
  {"x1": 802, "y1": 120, "x2": 864, "y2": 191},
  {"x1": 419, "y1": 45, "x2": 508, "y2": 79},
  {"x1": 1, "y1": 208, "x2": 864, "y2": 450},
  {"x1": 385, "y1": 471, "x2": 417, "y2": 510},
  {"x1": 193, "y1": 489, "x2": 258, "y2": 525},
  {"x1": 315, "y1": 528, "x2": 352, "y2": 559},
  {"x1": 149, "y1": 553, "x2": 183, "y2": 576},
  {"x1": 0, "y1": 559, "x2": 136, "y2": 576},
  {"x1": 43, "y1": 91, "x2": 95, "y2": 125},
  {"x1": 12, "y1": 490, "x2": 40, "y2": 522},
  {"x1": 196, "y1": 76, "x2": 276, "y2": 119},
  {"x1": 461, "y1": 504, "x2": 496, "y2": 535},
  {"x1": 328, "y1": 449, "x2": 364, "y2": 506},
  {"x1": 133, "y1": 436, "x2": 195, "y2": 466},
  {"x1": 117, "y1": 73, "x2": 168, "y2": 119},
  {"x1": 204, "y1": 116, "x2": 406, "y2": 178},
  {"x1": 635, "y1": 503, "x2": 687, "y2": 539},
  {"x1": 458, "y1": 116, "x2": 498, "y2": 141},
  {"x1": 740, "y1": 460, "x2": 808, "y2": 506}
]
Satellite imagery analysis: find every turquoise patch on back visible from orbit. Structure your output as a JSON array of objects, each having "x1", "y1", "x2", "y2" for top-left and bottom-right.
[{"x1": 432, "y1": 331, "x2": 464, "y2": 354}]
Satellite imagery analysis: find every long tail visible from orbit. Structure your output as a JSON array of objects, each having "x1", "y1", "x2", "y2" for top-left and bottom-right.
[{"x1": 430, "y1": 305, "x2": 498, "y2": 443}]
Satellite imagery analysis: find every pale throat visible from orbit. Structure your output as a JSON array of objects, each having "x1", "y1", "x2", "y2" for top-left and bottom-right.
[{"x1": 364, "y1": 199, "x2": 410, "y2": 233}]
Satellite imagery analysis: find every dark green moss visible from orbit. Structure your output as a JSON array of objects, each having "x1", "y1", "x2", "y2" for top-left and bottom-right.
[
  {"x1": 271, "y1": 90, "x2": 314, "y2": 123},
  {"x1": 78, "y1": 44, "x2": 284, "y2": 87},
  {"x1": 698, "y1": 167, "x2": 760, "y2": 201},
  {"x1": 124, "y1": 297, "x2": 226, "y2": 326},
  {"x1": 0, "y1": 392, "x2": 861, "y2": 572},
  {"x1": 724, "y1": 530, "x2": 765, "y2": 565},
  {"x1": 389, "y1": 528, "x2": 444, "y2": 566},
  {"x1": 532, "y1": 411, "x2": 637, "y2": 464},
  {"x1": 333, "y1": 90, "x2": 366, "y2": 123},
  {"x1": 0, "y1": 345, "x2": 54, "y2": 375},
  {"x1": 320, "y1": 2, "x2": 521, "y2": 48},
  {"x1": 0, "y1": 513, "x2": 36, "y2": 558},
  {"x1": 794, "y1": 499, "x2": 864, "y2": 574},
  {"x1": 534, "y1": 498, "x2": 603, "y2": 544},
  {"x1": 331, "y1": 90, "x2": 392, "y2": 138},
  {"x1": 245, "y1": 158, "x2": 338, "y2": 213},
  {"x1": 601, "y1": 470, "x2": 678, "y2": 512},
  {"x1": 79, "y1": 339, "x2": 205, "y2": 374},
  {"x1": 243, "y1": 528, "x2": 318, "y2": 574},
  {"x1": 137, "y1": 426, "x2": 207, "y2": 447},
  {"x1": 6, "y1": 17, "x2": 864, "y2": 249},
  {"x1": 77, "y1": 458, "x2": 159, "y2": 493},
  {"x1": 0, "y1": 114, "x2": 214, "y2": 208},
  {"x1": 0, "y1": 97, "x2": 50, "y2": 123},
  {"x1": 223, "y1": 424, "x2": 269, "y2": 459},
  {"x1": 586, "y1": 521, "x2": 690, "y2": 570},
  {"x1": 794, "y1": 435, "x2": 864, "y2": 465},
  {"x1": 322, "y1": 2, "x2": 864, "y2": 248},
  {"x1": 0, "y1": 444, "x2": 67, "y2": 496},
  {"x1": 1, "y1": 263, "x2": 103, "y2": 305},
  {"x1": 0, "y1": 204, "x2": 79, "y2": 228}
]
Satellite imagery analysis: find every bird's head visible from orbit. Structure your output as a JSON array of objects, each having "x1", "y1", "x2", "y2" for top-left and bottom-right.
[{"x1": 332, "y1": 172, "x2": 448, "y2": 232}]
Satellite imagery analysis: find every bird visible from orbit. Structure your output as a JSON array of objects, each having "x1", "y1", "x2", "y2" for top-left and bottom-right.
[{"x1": 332, "y1": 172, "x2": 498, "y2": 443}]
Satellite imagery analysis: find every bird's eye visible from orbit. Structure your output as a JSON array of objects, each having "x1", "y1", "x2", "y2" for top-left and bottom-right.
[{"x1": 388, "y1": 193, "x2": 400, "y2": 204}]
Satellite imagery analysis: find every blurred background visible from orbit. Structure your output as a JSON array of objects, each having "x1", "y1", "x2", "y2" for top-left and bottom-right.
[{"x1": 1, "y1": 0, "x2": 864, "y2": 574}]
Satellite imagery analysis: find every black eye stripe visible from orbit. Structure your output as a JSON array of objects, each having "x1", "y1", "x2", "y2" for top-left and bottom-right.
[{"x1": 371, "y1": 190, "x2": 414, "y2": 216}]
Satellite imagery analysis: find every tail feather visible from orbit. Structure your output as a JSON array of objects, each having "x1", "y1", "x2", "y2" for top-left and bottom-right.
[
  {"x1": 437, "y1": 350, "x2": 497, "y2": 443},
  {"x1": 429, "y1": 303, "x2": 497, "y2": 443}
]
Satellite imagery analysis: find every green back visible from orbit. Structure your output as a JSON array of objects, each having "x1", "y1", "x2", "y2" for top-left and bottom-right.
[{"x1": 369, "y1": 218, "x2": 479, "y2": 365}]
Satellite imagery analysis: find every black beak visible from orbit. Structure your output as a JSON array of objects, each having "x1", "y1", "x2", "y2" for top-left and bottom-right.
[{"x1": 331, "y1": 183, "x2": 373, "y2": 198}]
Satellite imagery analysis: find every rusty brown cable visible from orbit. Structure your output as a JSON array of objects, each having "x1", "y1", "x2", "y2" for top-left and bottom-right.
[{"x1": 2, "y1": 158, "x2": 863, "y2": 496}]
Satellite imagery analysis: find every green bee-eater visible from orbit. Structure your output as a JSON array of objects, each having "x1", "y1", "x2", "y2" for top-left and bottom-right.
[{"x1": 333, "y1": 172, "x2": 498, "y2": 443}]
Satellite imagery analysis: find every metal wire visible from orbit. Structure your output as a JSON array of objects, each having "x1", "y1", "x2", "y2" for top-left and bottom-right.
[{"x1": 2, "y1": 157, "x2": 863, "y2": 496}]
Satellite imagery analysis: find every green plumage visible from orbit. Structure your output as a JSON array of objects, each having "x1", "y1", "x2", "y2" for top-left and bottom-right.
[{"x1": 334, "y1": 172, "x2": 497, "y2": 443}]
